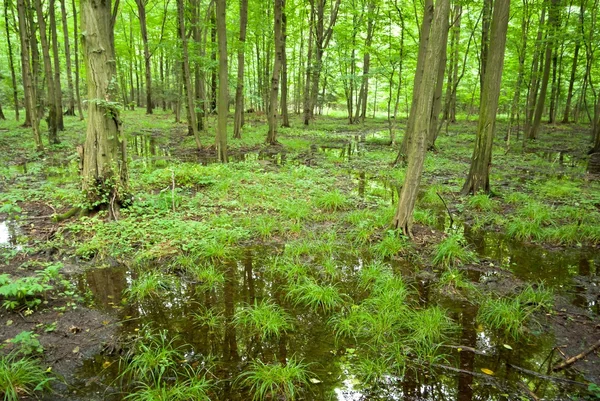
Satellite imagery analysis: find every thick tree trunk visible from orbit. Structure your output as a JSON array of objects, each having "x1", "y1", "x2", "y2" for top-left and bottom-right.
[
  {"x1": 177, "y1": 0, "x2": 201, "y2": 149},
  {"x1": 233, "y1": 0, "x2": 248, "y2": 138},
  {"x1": 267, "y1": 0, "x2": 284, "y2": 144},
  {"x1": 393, "y1": 0, "x2": 450, "y2": 236},
  {"x1": 462, "y1": 0, "x2": 510, "y2": 194},
  {"x1": 81, "y1": 0, "x2": 127, "y2": 218},
  {"x1": 60, "y1": 0, "x2": 76, "y2": 116},
  {"x1": 528, "y1": 0, "x2": 559, "y2": 140},
  {"x1": 215, "y1": 0, "x2": 228, "y2": 162},
  {"x1": 136, "y1": 0, "x2": 153, "y2": 114},
  {"x1": 479, "y1": 0, "x2": 493, "y2": 96},
  {"x1": 4, "y1": 0, "x2": 20, "y2": 121},
  {"x1": 427, "y1": 8, "x2": 449, "y2": 149},
  {"x1": 34, "y1": 0, "x2": 59, "y2": 144},
  {"x1": 0, "y1": 104, "x2": 5, "y2": 120},
  {"x1": 49, "y1": 0, "x2": 64, "y2": 130}
]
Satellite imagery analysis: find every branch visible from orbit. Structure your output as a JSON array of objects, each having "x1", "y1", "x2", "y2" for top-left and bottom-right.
[{"x1": 552, "y1": 339, "x2": 600, "y2": 372}]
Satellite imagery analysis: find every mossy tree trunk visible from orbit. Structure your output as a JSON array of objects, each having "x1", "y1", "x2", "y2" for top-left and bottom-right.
[
  {"x1": 81, "y1": 0, "x2": 128, "y2": 219},
  {"x1": 216, "y1": 0, "x2": 228, "y2": 162},
  {"x1": 267, "y1": 0, "x2": 284, "y2": 145},
  {"x1": 233, "y1": 0, "x2": 248, "y2": 139},
  {"x1": 392, "y1": 0, "x2": 450, "y2": 236},
  {"x1": 462, "y1": 0, "x2": 510, "y2": 195}
]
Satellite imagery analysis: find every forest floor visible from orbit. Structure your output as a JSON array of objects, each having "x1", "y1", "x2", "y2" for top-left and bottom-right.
[{"x1": 1, "y1": 109, "x2": 599, "y2": 400}]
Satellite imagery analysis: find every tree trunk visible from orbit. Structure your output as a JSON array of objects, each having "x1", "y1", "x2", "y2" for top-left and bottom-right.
[
  {"x1": 479, "y1": 0, "x2": 493, "y2": 96},
  {"x1": 49, "y1": 0, "x2": 65, "y2": 130},
  {"x1": 427, "y1": 7, "x2": 449, "y2": 149},
  {"x1": 80, "y1": 0, "x2": 127, "y2": 218},
  {"x1": 177, "y1": 0, "x2": 201, "y2": 149},
  {"x1": 562, "y1": 0, "x2": 583, "y2": 123},
  {"x1": 136, "y1": 0, "x2": 153, "y2": 114},
  {"x1": 233, "y1": 0, "x2": 248, "y2": 138},
  {"x1": 354, "y1": 1, "x2": 377, "y2": 124},
  {"x1": 34, "y1": 0, "x2": 59, "y2": 144},
  {"x1": 302, "y1": 1, "x2": 315, "y2": 125},
  {"x1": 72, "y1": 0, "x2": 83, "y2": 119},
  {"x1": 210, "y1": 8, "x2": 217, "y2": 113},
  {"x1": 524, "y1": 7, "x2": 546, "y2": 136},
  {"x1": 280, "y1": 1, "x2": 290, "y2": 128},
  {"x1": 462, "y1": 0, "x2": 510, "y2": 194},
  {"x1": 17, "y1": 0, "x2": 41, "y2": 141},
  {"x1": 393, "y1": 0, "x2": 450, "y2": 236},
  {"x1": 4, "y1": 0, "x2": 20, "y2": 121},
  {"x1": 397, "y1": 0, "x2": 434, "y2": 160},
  {"x1": 506, "y1": 0, "x2": 529, "y2": 144},
  {"x1": 267, "y1": 0, "x2": 284, "y2": 144},
  {"x1": 528, "y1": 0, "x2": 559, "y2": 140},
  {"x1": 60, "y1": 0, "x2": 76, "y2": 116},
  {"x1": 444, "y1": 3, "x2": 461, "y2": 123},
  {"x1": 216, "y1": 0, "x2": 228, "y2": 162}
]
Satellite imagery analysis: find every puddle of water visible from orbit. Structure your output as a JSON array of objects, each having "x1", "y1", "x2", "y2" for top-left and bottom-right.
[
  {"x1": 0, "y1": 220, "x2": 21, "y2": 249},
  {"x1": 69, "y1": 242, "x2": 594, "y2": 400}
]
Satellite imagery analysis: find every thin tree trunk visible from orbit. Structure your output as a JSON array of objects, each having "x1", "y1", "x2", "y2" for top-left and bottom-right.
[
  {"x1": 49, "y1": 0, "x2": 64, "y2": 130},
  {"x1": 302, "y1": 1, "x2": 315, "y2": 125},
  {"x1": 60, "y1": 0, "x2": 76, "y2": 116},
  {"x1": 280, "y1": 0, "x2": 290, "y2": 127},
  {"x1": 528, "y1": 0, "x2": 559, "y2": 140},
  {"x1": 216, "y1": 0, "x2": 228, "y2": 162},
  {"x1": 210, "y1": 8, "x2": 217, "y2": 113},
  {"x1": 524, "y1": 7, "x2": 546, "y2": 137},
  {"x1": 72, "y1": 0, "x2": 83, "y2": 119},
  {"x1": 562, "y1": 0, "x2": 583, "y2": 123},
  {"x1": 135, "y1": 0, "x2": 153, "y2": 114},
  {"x1": 17, "y1": 0, "x2": 42, "y2": 149},
  {"x1": 427, "y1": 7, "x2": 449, "y2": 149},
  {"x1": 4, "y1": 0, "x2": 20, "y2": 121},
  {"x1": 177, "y1": 0, "x2": 201, "y2": 149},
  {"x1": 234, "y1": 0, "x2": 248, "y2": 138},
  {"x1": 462, "y1": 0, "x2": 510, "y2": 194},
  {"x1": 393, "y1": 0, "x2": 450, "y2": 235},
  {"x1": 267, "y1": 0, "x2": 283, "y2": 144},
  {"x1": 355, "y1": 1, "x2": 377, "y2": 124}
]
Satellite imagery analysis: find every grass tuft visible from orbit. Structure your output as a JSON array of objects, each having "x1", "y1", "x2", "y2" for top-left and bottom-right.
[
  {"x1": 235, "y1": 300, "x2": 294, "y2": 340},
  {"x1": 432, "y1": 234, "x2": 477, "y2": 267},
  {"x1": 236, "y1": 358, "x2": 312, "y2": 401}
]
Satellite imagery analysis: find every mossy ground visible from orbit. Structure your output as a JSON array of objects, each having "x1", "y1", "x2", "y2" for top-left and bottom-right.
[{"x1": 0, "y1": 110, "x2": 599, "y2": 400}]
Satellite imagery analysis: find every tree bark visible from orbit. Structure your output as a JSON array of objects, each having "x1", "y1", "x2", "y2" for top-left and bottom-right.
[
  {"x1": 210, "y1": 8, "x2": 217, "y2": 113},
  {"x1": 354, "y1": 0, "x2": 377, "y2": 124},
  {"x1": 562, "y1": 0, "x2": 583, "y2": 123},
  {"x1": 392, "y1": 0, "x2": 450, "y2": 236},
  {"x1": 135, "y1": 0, "x2": 153, "y2": 114},
  {"x1": 267, "y1": 0, "x2": 284, "y2": 144},
  {"x1": 4, "y1": 0, "x2": 20, "y2": 121},
  {"x1": 177, "y1": 0, "x2": 201, "y2": 149},
  {"x1": 280, "y1": 1, "x2": 290, "y2": 127},
  {"x1": 528, "y1": 0, "x2": 560, "y2": 140},
  {"x1": 216, "y1": 0, "x2": 228, "y2": 162},
  {"x1": 49, "y1": 0, "x2": 65, "y2": 130},
  {"x1": 462, "y1": 0, "x2": 510, "y2": 195},
  {"x1": 506, "y1": 0, "x2": 529, "y2": 144},
  {"x1": 479, "y1": 0, "x2": 493, "y2": 97},
  {"x1": 427, "y1": 7, "x2": 449, "y2": 149},
  {"x1": 34, "y1": 0, "x2": 60, "y2": 144},
  {"x1": 524, "y1": 7, "x2": 546, "y2": 136},
  {"x1": 59, "y1": 0, "x2": 76, "y2": 116},
  {"x1": 397, "y1": 0, "x2": 434, "y2": 160},
  {"x1": 71, "y1": 0, "x2": 83, "y2": 119},
  {"x1": 233, "y1": 0, "x2": 248, "y2": 138},
  {"x1": 80, "y1": 0, "x2": 127, "y2": 218}
]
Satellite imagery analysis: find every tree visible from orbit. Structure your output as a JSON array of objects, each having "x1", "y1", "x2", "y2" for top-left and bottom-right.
[
  {"x1": 267, "y1": 0, "x2": 284, "y2": 144},
  {"x1": 233, "y1": 0, "x2": 248, "y2": 139},
  {"x1": 80, "y1": 0, "x2": 128, "y2": 218},
  {"x1": 216, "y1": 0, "x2": 228, "y2": 162},
  {"x1": 59, "y1": 0, "x2": 76, "y2": 116},
  {"x1": 392, "y1": 0, "x2": 450, "y2": 235},
  {"x1": 16, "y1": 0, "x2": 43, "y2": 150},
  {"x1": 462, "y1": 0, "x2": 510, "y2": 194},
  {"x1": 4, "y1": 0, "x2": 20, "y2": 121},
  {"x1": 72, "y1": 0, "x2": 84, "y2": 119},
  {"x1": 135, "y1": 0, "x2": 153, "y2": 114}
]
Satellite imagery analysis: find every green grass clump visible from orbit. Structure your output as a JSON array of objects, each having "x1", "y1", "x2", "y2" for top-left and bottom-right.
[
  {"x1": 477, "y1": 285, "x2": 552, "y2": 339},
  {"x1": 413, "y1": 208, "x2": 438, "y2": 226},
  {"x1": 315, "y1": 190, "x2": 348, "y2": 211},
  {"x1": 237, "y1": 358, "x2": 312, "y2": 401},
  {"x1": 235, "y1": 300, "x2": 294, "y2": 341},
  {"x1": 406, "y1": 307, "x2": 455, "y2": 350},
  {"x1": 467, "y1": 194, "x2": 496, "y2": 211},
  {"x1": 536, "y1": 178, "x2": 581, "y2": 200},
  {"x1": 189, "y1": 265, "x2": 225, "y2": 292},
  {"x1": 126, "y1": 271, "x2": 172, "y2": 301},
  {"x1": 517, "y1": 202, "x2": 553, "y2": 224},
  {"x1": 372, "y1": 231, "x2": 409, "y2": 259},
  {"x1": 286, "y1": 279, "x2": 346, "y2": 313},
  {"x1": 437, "y1": 268, "x2": 477, "y2": 294},
  {"x1": 506, "y1": 218, "x2": 544, "y2": 241},
  {"x1": 432, "y1": 234, "x2": 477, "y2": 267},
  {"x1": 124, "y1": 372, "x2": 212, "y2": 401},
  {"x1": 0, "y1": 353, "x2": 53, "y2": 401},
  {"x1": 357, "y1": 261, "x2": 394, "y2": 290}
]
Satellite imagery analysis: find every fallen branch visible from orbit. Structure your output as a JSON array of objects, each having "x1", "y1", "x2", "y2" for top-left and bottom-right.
[
  {"x1": 430, "y1": 363, "x2": 494, "y2": 379},
  {"x1": 506, "y1": 363, "x2": 588, "y2": 387},
  {"x1": 552, "y1": 339, "x2": 600, "y2": 372},
  {"x1": 436, "y1": 192, "x2": 454, "y2": 228},
  {"x1": 441, "y1": 344, "x2": 489, "y2": 356}
]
